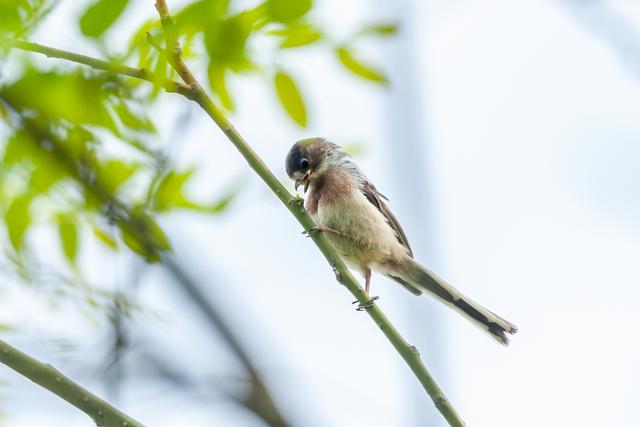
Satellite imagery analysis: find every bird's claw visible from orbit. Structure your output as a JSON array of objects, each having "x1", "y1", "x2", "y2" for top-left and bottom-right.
[
  {"x1": 353, "y1": 296, "x2": 379, "y2": 311},
  {"x1": 288, "y1": 196, "x2": 304, "y2": 206},
  {"x1": 302, "y1": 225, "x2": 331, "y2": 237}
]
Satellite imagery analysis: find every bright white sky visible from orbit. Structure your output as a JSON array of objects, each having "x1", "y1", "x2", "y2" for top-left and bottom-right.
[{"x1": 1, "y1": 1, "x2": 639, "y2": 427}]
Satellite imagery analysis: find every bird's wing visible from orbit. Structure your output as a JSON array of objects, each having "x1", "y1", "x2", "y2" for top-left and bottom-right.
[{"x1": 361, "y1": 181, "x2": 413, "y2": 258}]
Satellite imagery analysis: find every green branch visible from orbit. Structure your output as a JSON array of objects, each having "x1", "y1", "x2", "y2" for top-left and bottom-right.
[
  {"x1": 0, "y1": 339, "x2": 144, "y2": 427},
  {"x1": 2, "y1": 3, "x2": 467, "y2": 423},
  {"x1": 0, "y1": 37, "x2": 193, "y2": 98},
  {"x1": 153, "y1": 1, "x2": 465, "y2": 425}
]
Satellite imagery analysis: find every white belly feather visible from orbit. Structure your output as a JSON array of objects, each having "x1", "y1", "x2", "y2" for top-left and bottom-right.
[{"x1": 312, "y1": 188, "x2": 408, "y2": 269}]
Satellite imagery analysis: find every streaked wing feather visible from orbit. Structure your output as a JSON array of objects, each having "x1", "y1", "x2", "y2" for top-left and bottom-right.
[{"x1": 361, "y1": 181, "x2": 413, "y2": 257}]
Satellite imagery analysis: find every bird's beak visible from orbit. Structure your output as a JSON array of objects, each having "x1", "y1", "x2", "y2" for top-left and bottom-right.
[{"x1": 295, "y1": 170, "x2": 311, "y2": 193}]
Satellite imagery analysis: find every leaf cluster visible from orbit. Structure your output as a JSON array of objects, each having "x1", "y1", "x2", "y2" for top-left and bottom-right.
[
  {"x1": 0, "y1": 64, "x2": 234, "y2": 281},
  {"x1": 0, "y1": 0, "x2": 396, "y2": 307},
  {"x1": 122, "y1": 0, "x2": 396, "y2": 126}
]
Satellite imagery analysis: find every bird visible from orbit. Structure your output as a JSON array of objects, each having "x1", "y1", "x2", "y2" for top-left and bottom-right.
[{"x1": 285, "y1": 137, "x2": 518, "y2": 345}]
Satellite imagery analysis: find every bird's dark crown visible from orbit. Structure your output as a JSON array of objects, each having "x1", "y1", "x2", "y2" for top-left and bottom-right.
[{"x1": 285, "y1": 137, "x2": 331, "y2": 178}]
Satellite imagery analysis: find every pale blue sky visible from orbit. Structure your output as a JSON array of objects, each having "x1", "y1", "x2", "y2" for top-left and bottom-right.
[{"x1": 1, "y1": 1, "x2": 639, "y2": 426}]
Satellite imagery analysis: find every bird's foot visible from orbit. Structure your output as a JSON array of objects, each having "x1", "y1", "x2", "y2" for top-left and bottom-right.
[
  {"x1": 352, "y1": 296, "x2": 380, "y2": 311},
  {"x1": 288, "y1": 195, "x2": 304, "y2": 207},
  {"x1": 302, "y1": 224, "x2": 340, "y2": 238}
]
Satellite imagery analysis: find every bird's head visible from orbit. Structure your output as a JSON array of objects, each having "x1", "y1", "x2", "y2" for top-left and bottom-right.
[{"x1": 285, "y1": 137, "x2": 346, "y2": 192}]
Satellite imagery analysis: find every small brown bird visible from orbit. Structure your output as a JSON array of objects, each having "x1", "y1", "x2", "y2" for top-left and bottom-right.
[{"x1": 286, "y1": 137, "x2": 517, "y2": 345}]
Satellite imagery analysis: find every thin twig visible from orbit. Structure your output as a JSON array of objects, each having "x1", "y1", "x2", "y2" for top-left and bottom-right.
[
  {"x1": 154, "y1": 1, "x2": 198, "y2": 86},
  {"x1": 0, "y1": 37, "x2": 194, "y2": 99},
  {"x1": 0, "y1": 339, "x2": 145, "y2": 427},
  {"x1": 162, "y1": 257, "x2": 291, "y2": 427}
]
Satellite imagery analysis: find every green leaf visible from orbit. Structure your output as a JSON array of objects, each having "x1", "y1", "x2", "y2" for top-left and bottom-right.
[
  {"x1": 121, "y1": 227, "x2": 147, "y2": 258},
  {"x1": 3, "y1": 129, "x2": 34, "y2": 165},
  {"x1": 268, "y1": 0, "x2": 312, "y2": 23},
  {"x1": 0, "y1": 67, "x2": 117, "y2": 131},
  {"x1": 360, "y1": 23, "x2": 398, "y2": 36},
  {"x1": 207, "y1": 191, "x2": 236, "y2": 213},
  {"x1": 174, "y1": 0, "x2": 226, "y2": 35},
  {"x1": 0, "y1": 0, "x2": 56, "y2": 37},
  {"x1": 336, "y1": 47, "x2": 388, "y2": 84},
  {"x1": 182, "y1": 188, "x2": 239, "y2": 214},
  {"x1": 0, "y1": 100, "x2": 8, "y2": 122},
  {"x1": 274, "y1": 71, "x2": 307, "y2": 126},
  {"x1": 80, "y1": 0, "x2": 130, "y2": 38},
  {"x1": 29, "y1": 158, "x2": 66, "y2": 193},
  {"x1": 0, "y1": 2, "x2": 22, "y2": 34},
  {"x1": 269, "y1": 23, "x2": 322, "y2": 48},
  {"x1": 128, "y1": 19, "x2": 158, "y2": 54},
  {"x1": 204, "y1": 14, "x2": 255, "y2": 71},
  {"x1": 142, "y1": 215, "x2": 171, "y2": 252},
  {"x1": 5, "y1": 195, "x2": 31, "y2": 251},
  {"x1": 153, "y1": 169, "x2": 198, "y2": 211},
  {"x1": 114, "y1": 102, "x2": 156, "y2": 133},
  {"x1": 101, "y1": 160, "x2": 138, "y2": 194},
  {"x1": 65, "y1": 126, "x2": 99, "y2": 164},
  {"x1": 57, "y1": 214, "x2": 78, "y2": 264},
  {"x1": 120, "y1": 210, "x2": 171, "y2": 263},
  {"x1": 4, "y1": 130, "x2": 66, "y2": 192},
  {"x1": 151, "y1": 54, "x2": 168, "y2": 98},
  {"x1": 93, "y1": 227, "x2": 117, "y2": 249},
  {"x1": 208, "y1": 64, "x2": 234, "y2": 111}
]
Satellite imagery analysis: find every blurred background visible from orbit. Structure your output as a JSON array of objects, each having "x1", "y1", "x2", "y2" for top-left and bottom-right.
[{"x1": 0, "y1": 0, "x2": 639, "y2": 426}]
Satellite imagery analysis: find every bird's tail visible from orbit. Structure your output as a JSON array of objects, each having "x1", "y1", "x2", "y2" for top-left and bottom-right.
[{"x1": 394, "y1": 258, "x2": 518, "y2": 345}]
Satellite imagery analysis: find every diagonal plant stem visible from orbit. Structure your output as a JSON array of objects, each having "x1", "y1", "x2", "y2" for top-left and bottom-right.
[
  {"x1": 0, "y1": 37, "x2": 193, "y2": 98},
  {"x1": 153, "y1": 1, "x2": 465, "y2": 425},
  {"x1": 0, "y1": 338, "x2": 145, "y2": 427},
  {"x1": 2, "y1": 4, "x2": 467, "y2": 424},
  {"x1": 162, "y1": 257, "x2": 290, "y2": 427}
]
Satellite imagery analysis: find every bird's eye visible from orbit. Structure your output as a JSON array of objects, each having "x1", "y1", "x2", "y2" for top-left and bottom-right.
[{"x1": 300, "y1": 158, "x2": 309, "y2": 169}]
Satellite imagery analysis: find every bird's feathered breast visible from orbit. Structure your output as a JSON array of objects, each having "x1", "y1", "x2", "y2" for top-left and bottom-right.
[
  {"x1": 307, "y1": 166, "x2": 412, "y2": 259},
  {"x1": 305, "y1": 168, "x2": 355, "y2": 216}
]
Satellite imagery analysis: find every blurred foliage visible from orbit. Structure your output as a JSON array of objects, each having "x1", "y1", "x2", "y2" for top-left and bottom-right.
[
  {"x1": 0, "y1": 0, "x2": 58, "y2": 37},
  {"x1": 0, "y1": 64, "x2": 232, "y2": 288},
  {"x1": 0, "y1": 2, "x2": 397, "y2": 424},
  {"x1": 336, "y1": 46, "x2": 387, "y2": 84},
  {"x1": 0, "y1": 0, "x2": 396, "y2": 305},
  {"x1": 126, "y1": 0, "x2": 396, "y2": 123},
  {"x1": 274, "y1": 70, "x2": 306, "y2": 126},
  {"x1": 80, "y1": 0, "x2": 130, "y2": 38}
]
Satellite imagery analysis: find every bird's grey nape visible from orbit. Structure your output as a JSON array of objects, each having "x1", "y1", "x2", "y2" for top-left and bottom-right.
[{"x1": 317, "y1": 142, "x2": 364, "y2": 179}]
